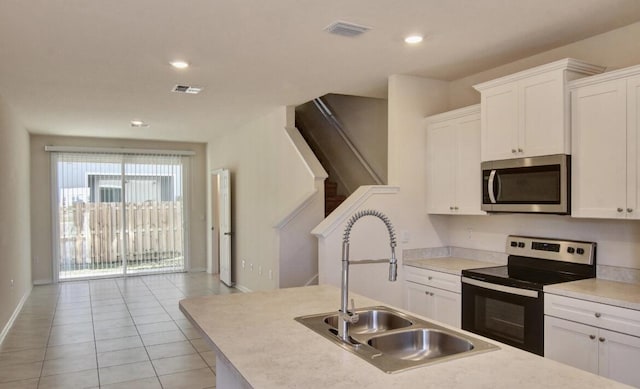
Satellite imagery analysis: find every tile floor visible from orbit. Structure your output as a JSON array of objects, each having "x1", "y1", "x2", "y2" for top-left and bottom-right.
[{"x1": 0, "y1": 272, "x2": 238, "y2": 388}]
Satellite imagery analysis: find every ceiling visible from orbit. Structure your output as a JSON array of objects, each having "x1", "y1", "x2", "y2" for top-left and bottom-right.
[{"x1": 2, "y1": 0, "x2": 640, "y2": 142}]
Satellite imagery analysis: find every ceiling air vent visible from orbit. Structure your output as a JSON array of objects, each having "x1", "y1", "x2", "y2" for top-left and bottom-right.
[
  {"x1": 172, "y1": 85, "x2": 203, "y2": 94},
  {"x1": 324, "y1": 21, "x2": 371, "y2": 37}
]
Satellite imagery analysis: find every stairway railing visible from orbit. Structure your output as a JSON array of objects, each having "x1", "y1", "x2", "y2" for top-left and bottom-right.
[{"x1": 312, "y1": 97, "x2": 384, "y2": 185}]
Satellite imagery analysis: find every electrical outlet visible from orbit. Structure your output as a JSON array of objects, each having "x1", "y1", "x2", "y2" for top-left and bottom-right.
[
  {"x1": 10, "y1": 279, "x2": 14, "y2": 288},
  {"x1": 401, "y1": 230, "x2": 410, "y2": 243},
  {"x1": 258, "y1": 266, "x2": 263, "y2": 276},
  {"x1": 268, "y1": 270, "x2": 273, "y2": 280},
  {"x1": 467, "y1": 228, "x2": 473, "y2": 240},
  {"x1": 250, "y1": 263, "x2": 254, "y2": 272},
  {"x1": 242, "y1": 260, "x2": 246, "y2": 269}
]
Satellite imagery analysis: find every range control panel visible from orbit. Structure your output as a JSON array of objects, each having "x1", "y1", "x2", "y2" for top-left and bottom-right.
[{"x1": 506, "y1": 235, "x2": 596, "y2": 265}]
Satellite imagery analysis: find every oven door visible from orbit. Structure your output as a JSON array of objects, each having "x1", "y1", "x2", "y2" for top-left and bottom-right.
[{"x1": 461, "y1": 277, "x2": 544, "y2": 355}]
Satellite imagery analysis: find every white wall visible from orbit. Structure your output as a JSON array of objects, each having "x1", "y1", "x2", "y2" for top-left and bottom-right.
[
  {"x1": 442, "y1": 20, "x2": 640, "y2": 270},
  {"x1": 449, "y1": 21, "x2": 640, "y2": 109},
  {"x1": 387, "y1": 75, "x2": 451, "y2": 251},
  {"x1": 207, "y1": 106, "x2": 319, "y2": 291},
  {"x1": 0, "y1": 95, "x2": 32, "y2": 335},
  {"x1": 29, "y1": 135, "x2": 207, "y2": 283}
]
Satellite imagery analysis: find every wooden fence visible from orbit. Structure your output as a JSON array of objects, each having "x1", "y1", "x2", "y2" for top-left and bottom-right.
[{"x1": 59, "y1": 201, "x2": 183, "y2": 267}]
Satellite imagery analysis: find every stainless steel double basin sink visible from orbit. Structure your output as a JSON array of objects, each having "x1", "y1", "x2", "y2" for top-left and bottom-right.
[{"x1": 295, "y1": 306, "x2": 498, "y2": 373}]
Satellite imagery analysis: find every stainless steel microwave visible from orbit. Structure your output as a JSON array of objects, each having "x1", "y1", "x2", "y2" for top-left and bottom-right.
[{"x1": 481, "y1": 154, "x2": 570, "y2": 214}]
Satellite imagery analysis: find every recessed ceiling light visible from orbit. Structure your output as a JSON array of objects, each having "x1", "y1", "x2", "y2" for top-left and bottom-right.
[
  {"x1": 404, "y1": 35, "x2": 424, "y2": 44},
  {"x1": 170, "y1": 60, "x2": 189, "y2": 69},
  {"x1": 130, "y1": 120, "x2": 150, "y2": 128}
]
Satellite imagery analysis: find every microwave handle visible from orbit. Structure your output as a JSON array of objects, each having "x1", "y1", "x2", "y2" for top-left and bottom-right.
[{"x1": 488, "y1": 170, "x2": 497, "y2": 203}]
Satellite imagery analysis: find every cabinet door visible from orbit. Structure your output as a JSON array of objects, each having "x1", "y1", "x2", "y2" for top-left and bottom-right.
[
  {"x1": 627, "y1": 76, "x2": 640, "y2": 219},
  {"x1": 571, "y1": 79, "x2": 628, "y2": 218},
  {"x1": 405, "y1": 281, "x2": 432, "y2": 318},
  {"x1": 598, "y1": 329, "x2": 640, "y2": 387},
  {"x1": 430, "y1": 287, "x2": 461, "y2": 328},
  {"x1": 544, "y1": 316, "x2": 598, "y2": 374},
  {"x1": 455, "y1": 114, "x2": 485, "y2": 215},
  {"x1": 427, "y1": 121, "x2": 456, "y2": 214},
  {"x1": 519, "y1": 71, "x2": 567, "y2": 157},
  {"x1": 481, "y1": 83, "x2": 518, "y2": 161}
]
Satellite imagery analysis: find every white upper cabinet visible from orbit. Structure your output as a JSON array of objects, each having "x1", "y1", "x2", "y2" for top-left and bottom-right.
[
  {"x1": 474, "y1": 58, "x2": 605, "y2": 162},
  {"x1": 571, "y1": 65, "x2": 640, "y2": 219},
  {"x1": 426, "y1": 105, "x2": 484, "y2": 215}
]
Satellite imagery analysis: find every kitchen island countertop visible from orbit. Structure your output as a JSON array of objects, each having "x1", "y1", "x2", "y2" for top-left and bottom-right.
[{"x1": 179, "y1": 285, "x2": 630, "y2": 388}]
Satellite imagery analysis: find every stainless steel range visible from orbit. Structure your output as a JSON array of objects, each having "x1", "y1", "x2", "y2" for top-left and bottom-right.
[{"x1": 461, "y1": 235, "x2": 596, "y2": 356}]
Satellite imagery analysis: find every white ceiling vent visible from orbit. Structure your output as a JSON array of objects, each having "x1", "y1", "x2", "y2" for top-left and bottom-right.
[
  {"x1": 324, "y1": 21, "x2": 371, "y2": 37},
  {"x1": 172, "y1": 85, "x2": 203, "y2": 94}
]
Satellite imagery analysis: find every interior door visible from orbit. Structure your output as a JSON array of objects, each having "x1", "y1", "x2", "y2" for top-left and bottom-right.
[{"x1": 217, "y1": 169, "x2": 233, "y2": 286}]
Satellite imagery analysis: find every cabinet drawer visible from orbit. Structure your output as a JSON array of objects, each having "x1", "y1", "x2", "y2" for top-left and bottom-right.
[
  {"x1": 404, "y1": 266, "x2": 461, "y2": 293},
  {"x1": 545, "y1": 294, "x2": 640, "y2": 337}
]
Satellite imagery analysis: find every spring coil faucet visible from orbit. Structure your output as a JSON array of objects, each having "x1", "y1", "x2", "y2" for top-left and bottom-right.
[{"x1": 338, "y1": 209, "x2": 397, "y2": 342}]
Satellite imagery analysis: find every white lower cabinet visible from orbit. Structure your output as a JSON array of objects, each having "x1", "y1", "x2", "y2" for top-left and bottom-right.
[
  {"x1": 545, "y1": 294, "x2": 640, "y2": 387},
  {"x1": 404, "y1": 266, "x2": 461, "y2": 328}
]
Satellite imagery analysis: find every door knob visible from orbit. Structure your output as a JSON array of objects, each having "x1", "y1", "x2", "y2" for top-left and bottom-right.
[
  {"x1": 628, "y1": 208, "x2": 634, "y2": 213},
  {"x1": 599, "y1": 337, "x2": 605, "y2": 342},
  {"x1": 595, "y1": 312, "x2": 601, "y2": 318},
  {"x1": 589, "y1": 335, "x2": 596, "y2": 340},
  {"x1": 517, "y1": 148, "x2": 523, "y2": 153},
  {"x1": 617, "y1": 208, "x2": 624, "y2": 212},
  {"x1": 511, "y1": 149, "x2": 516, "y2": 153}
]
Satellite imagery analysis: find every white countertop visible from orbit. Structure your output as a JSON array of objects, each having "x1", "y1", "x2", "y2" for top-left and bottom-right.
[
  {"x1": 404, "y1": 257, "x2": 497, "y2": 275},
  {"x1": 545, "y1": 278, "x2": 640, "y2": 311},
  {"x1": 179, "y1": 285, "x2": 629, "y2": 388}
]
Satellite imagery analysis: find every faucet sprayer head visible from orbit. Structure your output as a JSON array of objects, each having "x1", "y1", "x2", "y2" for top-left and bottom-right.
[
  {"x1": 388, "y1": 246, "x2": 397, "y2": 281},
  {"x1": 388, "y1": 261, "x2": 398, "y2": 282}
]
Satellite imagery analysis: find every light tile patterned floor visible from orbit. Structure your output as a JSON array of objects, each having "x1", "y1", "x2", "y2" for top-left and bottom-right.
[{"x1": 0, "y1": 273, "x2": 237, "y2": 388}]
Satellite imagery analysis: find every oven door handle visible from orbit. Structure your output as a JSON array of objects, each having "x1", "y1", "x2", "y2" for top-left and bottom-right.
[
  {"x1": 462, "y1": 277, "x2": 539, "y2": 298},
  {"x1": 488, "y1": 170, "x2": 497, "y2": 204}
]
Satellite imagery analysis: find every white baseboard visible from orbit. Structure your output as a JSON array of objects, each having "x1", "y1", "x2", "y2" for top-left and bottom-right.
[
  {"x1": 234, "y1": 284, "x2": 252, "y2": 293},
  {"x1": 0, "y1": 286, "x2": 32, "y2": 346},
  {"x1": 189, "y1": 267, "x2": 206, "y2": 273},
  {"x1": 33, "y1": 279, "x2": 52, "y2": 285}
]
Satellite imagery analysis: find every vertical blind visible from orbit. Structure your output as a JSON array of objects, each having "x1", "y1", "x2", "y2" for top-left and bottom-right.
[{"x1": 52, "y1": 151, "x2": 189, "y2": 280}]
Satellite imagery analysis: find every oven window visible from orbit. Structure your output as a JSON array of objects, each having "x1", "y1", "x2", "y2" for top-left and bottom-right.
[
  {"x1": 495, "y1": 165, "x2": 561, "y2": 204},
  {"x1": 475, "y1": 296, "x2": 525, "y2": 344}
]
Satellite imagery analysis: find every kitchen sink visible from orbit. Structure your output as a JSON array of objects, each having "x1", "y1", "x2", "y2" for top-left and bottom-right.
[
  {"x1": 323, "y1": 309, "x2": 413, "y2": 334},
  {"x1": 367, "y1": 328, "x2": 473, "y2": 361},
  {"x1": 295, "y1": 306, "x2": 498, "y2": 373}
]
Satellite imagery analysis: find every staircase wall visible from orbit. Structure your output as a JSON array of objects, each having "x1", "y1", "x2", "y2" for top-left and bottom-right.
[
  {"x1": 295, "y1": 94, "x2": 387, "y2": 196},
  {"x1": 322, "y1": 94, "x2": 388, "y2": 184}
]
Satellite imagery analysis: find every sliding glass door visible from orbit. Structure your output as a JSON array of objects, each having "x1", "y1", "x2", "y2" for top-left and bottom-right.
[{"x1": 52, "y1": 152, "x2": 188, "y2": 280}]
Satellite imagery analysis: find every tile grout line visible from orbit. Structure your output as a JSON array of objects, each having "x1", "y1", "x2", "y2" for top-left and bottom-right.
[
  {"x1": 37, "y1": 283, "x2": 62, "y2": 388},
  {"x1": 143, "y1": 274, "x2": 216, "y2": 382},
  {"x1": 118, "y1": 275, "x2": 164, "y2": 388},
  {"x1": 88, "y1": 280, "x2": 101, "y2": 388}
]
